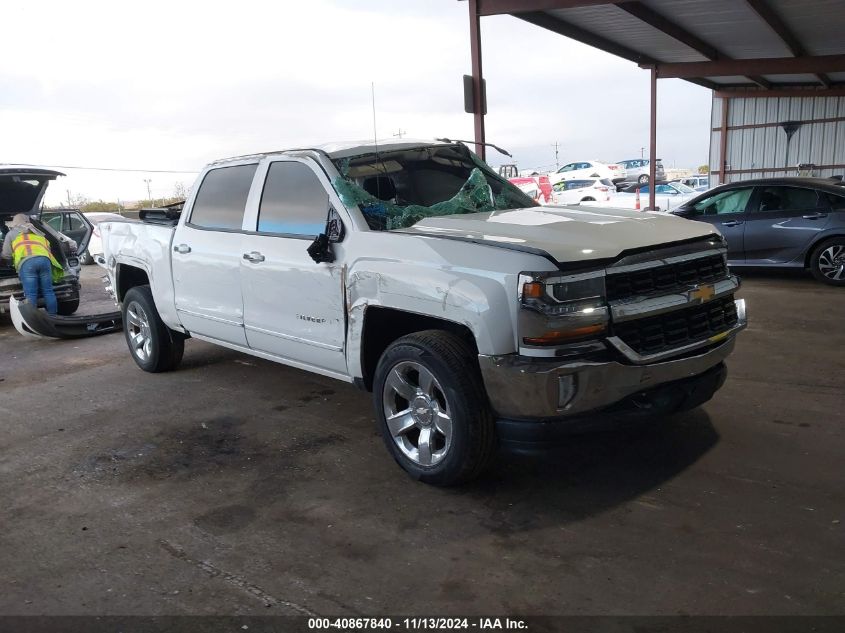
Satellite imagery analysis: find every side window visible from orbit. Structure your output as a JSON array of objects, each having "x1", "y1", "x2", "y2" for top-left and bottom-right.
[
  {"x1": 578, "y1": 162, "x2": 591, "y2": 170},
  {"x1": 655, "y1": 184, "x2": 673, "y2": 194},
  {"x1": 692, "y1": 188, "x2": 753, "y2": 216},
  {"x1": 189, "y1": 164, "x2": 257, "y2": 230},
  {"x1": 41, "y1": 213, "x2": 63, "y2": 231},
  {"x1": 824, "y1": 193, "x2": 845, "y2": 209},
  {"x1": 68, "y1": 213, "x2": 87, "y2": 231},
  {"x1": 566, "y1": 180, "x2": 590, "y2": 190},
  {"x1": 257, "y1": 161, "x2": 328, "y2": 237},
  {"x1": 559, "y1": 163, "x2": 575, "y2": 173},
  {"x1": 753, "y1": 186, "x2": 819, "y2": 213}
]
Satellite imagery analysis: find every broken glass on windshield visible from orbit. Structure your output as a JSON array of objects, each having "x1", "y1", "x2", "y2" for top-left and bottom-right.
[{"x1": 332, "y1": 144, "x2": 537, "y2": 230}]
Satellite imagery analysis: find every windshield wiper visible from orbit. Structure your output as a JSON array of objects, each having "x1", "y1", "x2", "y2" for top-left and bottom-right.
[{"x1": 436, "y1": 138, "x2": 512, "y2": 158}]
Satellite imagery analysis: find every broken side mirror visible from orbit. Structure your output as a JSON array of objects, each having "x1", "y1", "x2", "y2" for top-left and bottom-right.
[{"x1": 307, "y1": 205, "x2": 345, "y2": 264}]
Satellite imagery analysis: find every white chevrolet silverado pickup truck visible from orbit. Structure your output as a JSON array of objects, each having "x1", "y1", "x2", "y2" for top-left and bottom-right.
[{"x1": 101, "y1": 139, "x2": 746, "y2": 485}]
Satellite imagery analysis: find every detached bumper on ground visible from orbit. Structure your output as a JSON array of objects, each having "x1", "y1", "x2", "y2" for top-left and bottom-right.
[{"x1": 479, "y1": 299, "x2": 746, "y2": 445}]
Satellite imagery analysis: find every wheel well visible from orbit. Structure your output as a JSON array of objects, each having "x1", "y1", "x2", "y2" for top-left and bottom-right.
[
  {"x1": 804, "y1": 234, "x2": 845, "y2": 269},
  {"x1": 359, "y1": 306, "x2": 477, "y2": 391},
  {"x1": 116, "y1": 265, "x2": 150, "y2": 301}
]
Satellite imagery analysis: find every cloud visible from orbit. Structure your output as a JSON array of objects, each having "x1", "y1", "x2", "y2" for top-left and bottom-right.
[{"x1": 0, "y1": 0, "x2": 712, "y2": 203}]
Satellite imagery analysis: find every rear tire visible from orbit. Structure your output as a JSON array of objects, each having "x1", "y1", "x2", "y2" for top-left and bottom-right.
[
  {"x1": 373, "y1": 330, "x2": 497, "y2": 486},
  {"x1": 122, "y1": 285, "x2": 185, "y2": 372},
  {"x1": 810, "y1": 237, "x2": 845, "y2": 286}
]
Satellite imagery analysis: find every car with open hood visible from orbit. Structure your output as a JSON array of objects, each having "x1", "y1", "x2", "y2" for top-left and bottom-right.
[{"x1": 0, "y1": 166, "x2": 91, "y2": 314}]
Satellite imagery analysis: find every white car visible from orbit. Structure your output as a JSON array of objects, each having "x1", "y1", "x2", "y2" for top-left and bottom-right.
[
  {"x1": 549, "y1": 160, "x2": 623, "y2": 186},
  {"x1": 100, "y1": 139, "x2": 745, "y2": 485},
  {"x1": 82, "y1": 212, "x2": 126, "y2": 264},
  {"x1": 676, "y1": 175, "x2": 710, "y2": 191},
  {"x1": 552, "y1": 178, "x2": 613, "y2": 204},
  {"x1": 616, "y1": 158, "x2": 666, "y2": 184},
  {"x1": 611, "y1": 182, "x2": 698, "y2": 212}
]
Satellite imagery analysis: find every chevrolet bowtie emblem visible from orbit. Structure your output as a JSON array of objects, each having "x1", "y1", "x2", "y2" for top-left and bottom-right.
[{"x1": 690, "y1": 284, "x2": 716, "y2": 303}]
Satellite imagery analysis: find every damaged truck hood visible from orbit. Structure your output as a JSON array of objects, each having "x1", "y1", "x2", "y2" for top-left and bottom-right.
[{"x1": 399, "y1": 206, "x2": 718, "y2": 264}]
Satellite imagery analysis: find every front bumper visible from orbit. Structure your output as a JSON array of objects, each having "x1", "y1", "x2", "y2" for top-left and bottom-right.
[{"x1": 478, "y1": 299, "x2": 745, "y2": 421}]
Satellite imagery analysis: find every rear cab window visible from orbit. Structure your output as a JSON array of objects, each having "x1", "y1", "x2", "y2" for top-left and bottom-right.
[{"x1": 189, "y1": 164, "x2": 258, "y2": 230}]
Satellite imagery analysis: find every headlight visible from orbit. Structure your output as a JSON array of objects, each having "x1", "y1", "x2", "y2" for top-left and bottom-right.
[{"x1": 518, "y1": 270, "x2": 608, "y2": 347}]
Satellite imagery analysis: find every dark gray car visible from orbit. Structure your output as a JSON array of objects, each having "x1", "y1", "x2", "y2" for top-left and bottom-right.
[{"x1": 671, "y1": 177, "x2": 845, "y2": 285}]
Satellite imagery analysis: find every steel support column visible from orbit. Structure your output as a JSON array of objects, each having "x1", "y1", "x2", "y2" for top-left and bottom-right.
[
  {"x1": 469, "y1": 0, "x2": 486, "y2": 160},
  {"x1": 719, "y1": 96, "x2": 729, "y2": 185},
  {"x1": 648, "y1": 66, "x2": 657, "y2": 210}
]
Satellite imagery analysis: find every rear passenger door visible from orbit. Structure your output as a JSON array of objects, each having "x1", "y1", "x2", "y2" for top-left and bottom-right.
[
  {"x1": 239, "y1": 158, "x2": 347, "y2": 376},
  {"x1": 171, "y1": 162, "x2": 258, "y2": 346},
  {"x1": 743, "y1": 185, "x2": 831, "y2": 265}
]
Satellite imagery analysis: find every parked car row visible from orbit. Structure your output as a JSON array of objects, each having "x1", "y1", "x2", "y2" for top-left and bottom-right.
[{"x1": 549, "y1": 158, "x2": 666, "y2": 187}]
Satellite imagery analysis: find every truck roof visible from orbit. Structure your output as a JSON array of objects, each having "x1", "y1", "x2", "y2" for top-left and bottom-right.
[{"x1": 209, "y1": 138, "x2": 451, "y2": 166}]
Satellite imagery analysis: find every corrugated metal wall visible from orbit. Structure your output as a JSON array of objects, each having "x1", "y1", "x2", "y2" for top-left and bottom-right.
[{"x1": 709, "y1": 94, "x2": 845, "y2": 184}]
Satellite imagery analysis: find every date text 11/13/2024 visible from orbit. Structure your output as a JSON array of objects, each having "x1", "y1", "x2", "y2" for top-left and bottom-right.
[{"x1": 307, "y1": 618, "x2": 528, "y2": 630}]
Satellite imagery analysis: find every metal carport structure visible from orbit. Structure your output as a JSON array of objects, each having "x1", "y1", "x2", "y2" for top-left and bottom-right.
[{"x1": 463, "y1": 0, "x2": 845, "y2": 209}]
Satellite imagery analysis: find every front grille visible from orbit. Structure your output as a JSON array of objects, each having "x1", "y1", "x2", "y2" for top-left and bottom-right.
[
  {"x1": 614, "y1": 296, "x2": 738, "y2": 356},
  {"x1": 606, "y1": 254, "x2": 728, "y2": 302}
]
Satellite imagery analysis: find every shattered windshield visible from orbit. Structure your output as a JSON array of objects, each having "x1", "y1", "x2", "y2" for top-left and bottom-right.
[{"x1": 331, "y1": 144, "x2": 538, "y2": 230}]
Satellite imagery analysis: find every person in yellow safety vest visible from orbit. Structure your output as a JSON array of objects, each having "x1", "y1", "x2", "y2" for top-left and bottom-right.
[{"x1": 1, "y1": 213, "x2": 63, "y2": 314}]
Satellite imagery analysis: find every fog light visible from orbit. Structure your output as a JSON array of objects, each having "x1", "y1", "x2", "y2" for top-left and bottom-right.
[{"x1": 558, "y1": 375, "x2": 577, "y2": 409}]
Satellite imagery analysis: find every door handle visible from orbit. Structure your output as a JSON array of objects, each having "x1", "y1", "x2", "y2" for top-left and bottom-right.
[
  {"x1": 174, "y1": 244, "x2": 191, "y2": 254},
  {"x1": 243, "y1": 251, "x2": 266, "y2": 263},
  {"x1": 720, "y1": 220, "x2": 744, "y2": 227},
  {"x1": 802, "y1": 213, "x2": 827, "y2": 220}
]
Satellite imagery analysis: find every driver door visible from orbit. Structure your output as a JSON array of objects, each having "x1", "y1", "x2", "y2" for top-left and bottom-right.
[
  {"x1": 239, "y1": 158, "x2": 347, "y2": 376},
  {"x1": 679, "y1": 187, "x2": 754, "y2": 262}
]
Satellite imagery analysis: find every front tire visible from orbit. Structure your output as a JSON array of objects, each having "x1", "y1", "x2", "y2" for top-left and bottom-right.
[
  {"x1": 122, "y1": 285, "x2": 185, "y2": 372},
  {"x1": 810, "y1": 238, "x2": 845, "y2": 285},
  {"x1": 638, "y1": 174, "x2": 649, "y2": 184},
  {"x1": 373, "y1": 330, "x2": 497, "y2": 486}
]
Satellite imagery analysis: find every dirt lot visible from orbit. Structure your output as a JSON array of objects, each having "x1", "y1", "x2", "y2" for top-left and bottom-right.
[{"x1": 0, "y1": 265, "x2": 842, "y2": 616}]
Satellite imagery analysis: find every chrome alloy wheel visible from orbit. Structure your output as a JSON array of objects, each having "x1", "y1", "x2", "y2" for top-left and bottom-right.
[
  {"x1": 126, "y1": 301, "x2": 153, "y2": 362},
  {"x1": 382, "y1": 361, "x2": 453, "y2": 466},
  {"x1": 818, "y1": 244, "x2": 845, "y2": 281}
]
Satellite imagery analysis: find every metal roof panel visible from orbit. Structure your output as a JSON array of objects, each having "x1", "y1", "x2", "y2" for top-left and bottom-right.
[{"x1": 547, "y1": 4, "x2": 708, "y2": 63}]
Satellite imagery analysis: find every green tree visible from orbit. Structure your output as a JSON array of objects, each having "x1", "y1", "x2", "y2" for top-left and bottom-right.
[
  {"x1": 81, "y1": 200, "x2": 121, "y2": 212},
  {"x1": 697, "y1": 164, "x2": 710, "y2": 174}
]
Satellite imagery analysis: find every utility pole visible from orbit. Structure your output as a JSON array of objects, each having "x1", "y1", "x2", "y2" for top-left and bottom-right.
[
  {"x1": 393, "y1": 128, "x2": 406, "y2": 139},
  {"x1": 66, "y1": 189, "x2": 72, "y2": 207},
  {"x1": 641, "y1": 147, "x2": 645, "y2": 159},
  {"x1": 551, "y1": 141, "x2": 560, "y2": 169},
  {"x1": 143, "y1": 178, "x2": 152, "y2": 206}
]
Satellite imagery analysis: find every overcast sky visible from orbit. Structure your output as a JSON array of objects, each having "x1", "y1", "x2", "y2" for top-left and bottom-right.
[{"x1": 0, "y1": 0, "x2": 713, "y2": 206}]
